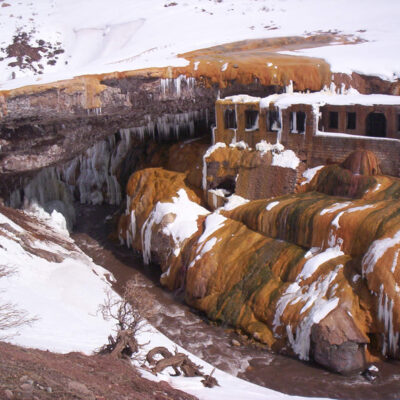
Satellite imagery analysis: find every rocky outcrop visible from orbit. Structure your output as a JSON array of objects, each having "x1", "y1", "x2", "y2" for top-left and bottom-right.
[
  {"x1": 118, "y1": 168, "x2": 206, "y2": 269},
  {"x1": 203, "y1": 143, "x2": 301, "y2": 202},
  {"x1": 0, "y1": 71, "x2": 213, "y2": 184}
]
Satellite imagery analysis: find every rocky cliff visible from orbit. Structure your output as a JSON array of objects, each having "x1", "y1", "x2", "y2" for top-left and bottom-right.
[{"x1": 2, "y1": 35, "x2": 399, "y2": 191}]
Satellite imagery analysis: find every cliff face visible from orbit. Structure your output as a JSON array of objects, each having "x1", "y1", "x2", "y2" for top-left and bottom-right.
[
  {"x1": 0, "y1": 72, "x2": 213, "y2": 183},
  {"x1": 2, "y1": 35, "x2": 398, "y2": 187},
  {"x1": 118, "y1": 150, "x2": 400, "y2": 374}
]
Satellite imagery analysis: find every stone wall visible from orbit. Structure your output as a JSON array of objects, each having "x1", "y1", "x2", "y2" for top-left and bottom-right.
[
  {"x1": 215, "y1": 101, "x2": 400, "y2": 176},
  {"x1": 308, "y1": 135, "x2": 400, "y2": 175}
]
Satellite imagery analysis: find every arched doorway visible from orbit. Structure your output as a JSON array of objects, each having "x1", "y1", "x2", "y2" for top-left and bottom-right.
[{"x1": 366, "y1": 112, "x2": 386, "y2": 137}]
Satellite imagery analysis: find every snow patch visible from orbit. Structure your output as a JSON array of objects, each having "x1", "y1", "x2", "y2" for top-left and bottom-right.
[
  {"x1": 301, "y1": 165, "x2": 324, "y2": 185},
  {"x1": 229, "y1": 140, "x2": 249, "y2": 150},
  {"x1": 222, "y1": 195, "x2": 249, "y2": 211},
  {"x1": 272, "y1": 149, "x2": 300, "y2": 170},
  {"x1": 266, "y1": 201, "x2": 280, "y2": 211},
  {"x1": 141, "y1": 189, "x2": 209, "y2": 264}
]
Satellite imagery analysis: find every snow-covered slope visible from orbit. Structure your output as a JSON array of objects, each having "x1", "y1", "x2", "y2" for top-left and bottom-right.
[
  {"x1": 0, "y1": 204, "x2": 333, "y2": 400},
  {"x1": 0, "y1": 0, "x2": 399, "y2": 90}
]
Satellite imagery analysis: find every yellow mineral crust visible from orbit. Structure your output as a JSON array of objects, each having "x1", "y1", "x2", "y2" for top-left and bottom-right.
[
  {"x1": 0, "y1": 33, "x2": 363, "y2": 111},
  {"x1": 118, "y1": 168, "x2": 202, "y2": 252},
  {"x1": 118, "y1": 167, "x2": 367, "y2": 360}
]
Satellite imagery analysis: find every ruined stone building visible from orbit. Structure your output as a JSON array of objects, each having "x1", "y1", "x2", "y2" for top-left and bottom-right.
[{"x1": 214, "y1": 91, "x2": 400, "y2": 176}]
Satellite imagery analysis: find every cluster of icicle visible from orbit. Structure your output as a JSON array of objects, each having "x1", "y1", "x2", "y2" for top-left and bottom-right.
[
  {"x1": 122, "y1": 110, "x2": 208, "y2": 142},
  {"x1": 160, "y1": 75, "x2": 196, "y2": 98},
  {"x1": 8, "y1": 108, "x2": 210, "y2": 218}
]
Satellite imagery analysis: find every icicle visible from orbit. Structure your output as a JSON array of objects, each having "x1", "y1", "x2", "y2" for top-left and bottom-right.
[
  {"x1": 212, "y1": 126, "x2": 216, "y2": 145},
  {"x1": 141, "y1": 210, "x2": 156, "y2": 265},
  {"x1": 286, "y1": 80, "x2": 294, "y2": 94},
  {"x1": 377, "y1": 285, "x2": 399, "y2": 357},
  {"x1": 130, "y1": 210, "x2": 136, "y2": 241}
]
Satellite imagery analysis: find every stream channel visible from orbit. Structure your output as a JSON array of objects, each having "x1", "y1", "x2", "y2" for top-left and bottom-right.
[{"x1": 71, "y1": 203, "x2": 400, "y2": 400}]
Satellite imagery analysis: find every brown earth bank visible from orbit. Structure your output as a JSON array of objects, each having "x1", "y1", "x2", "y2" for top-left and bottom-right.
[{"x1": 0, "y1": 341, "x2": 197, "y2": 400}]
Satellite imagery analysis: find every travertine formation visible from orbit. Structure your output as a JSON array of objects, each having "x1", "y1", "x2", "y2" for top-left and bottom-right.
[{"x1": 119, "y1": 149, "x2": 400, "y2": 374}]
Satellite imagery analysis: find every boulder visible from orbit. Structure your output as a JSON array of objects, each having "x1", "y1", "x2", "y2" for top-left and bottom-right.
[{"x1": 311, "y1": 308, "x2": 369, "y2": 374}]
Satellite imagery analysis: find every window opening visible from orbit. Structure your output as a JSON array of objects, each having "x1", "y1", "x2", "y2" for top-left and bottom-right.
[
  {"x1": 366, "y1": 112, "x2": 386, "y2": 138},
  {"x1": 245, "y1": 110, "x2": 259, "y2": 130},
  {"x1": 267, "y1": 110, "x2": 280, "y2": 131},
  {"x1": 347, "y1": 112, "x2": 356, "y2": 130},
  {"x1": 224, "y1": 109, "x2": 237, "y2": 129},
  {"x1": 291, "y1": 111, "x2": 306, "y2": 133},
  {"x1": 329, "y1": 111, "x2": 339, "y2": 129}
]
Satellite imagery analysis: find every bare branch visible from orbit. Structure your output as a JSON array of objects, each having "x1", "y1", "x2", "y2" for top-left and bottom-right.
[
  {"x1": 0, "y1": 264, "x2": 38, "y2": 339},
  {"x1": 96, "y1": 278, "x2": 155, "y2": 359}
]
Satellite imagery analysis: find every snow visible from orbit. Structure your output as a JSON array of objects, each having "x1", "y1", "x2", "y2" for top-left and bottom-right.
[
  {"x1": 272, "y1": 149, "x2": 300, "y2": 170},
  {"x1": 302, "y1": 165, "x2": 324, "y2": 186},
  {"x1": 198, "y1": 213, "x2": 227, "y2": 245},
  {"x1": 254, "y1": 140, "x2": 299, "y2": 169},
  {"x1": 229, "y1": 140, "x2": 248, "y2": 150},
  {"x1": 141, "y1": 189, "x2": 209, "y2": 263},
  {"x1": 298, "y1": 247, "x2": 344, "y2": 281},
  {"x1": 136, "y1": 325, "x2": 332, "y2": 400},
  {"x1": 273, "y1": 245, "x2": 344, "y2": 360},
  {"x1": 0, "y1": 207, "x2": 115, "y2": 353},
  {"x1": 362, "y1": 229, "x2": 400, "y2": 276},
  {"x1": 255, "y1": 140, "x2": 284, "y2": 155},
  {"x1": 320, "y1": 202, "x2": 351, "y2": 216},
  {"x1": 222, "y1": 195, "x2": 249, "y2": 211},
  {"x1": 316, "y1": 131, "x2": 400, "y2": 141},
  {"x1": 274, "y1": 264, "x2": 342, "y2": 360},
  {"x1": 1, "y1": 0, "x2": 399, "y2": 90},
  {"x1": 209, "y1": 188, "x2": 230, "y2": 197},
  {"x1": 225, "y1": 95, "x2": 261, "y2": 104},
  {"x1": 260, "y1": 91, "x2": 400, "y2": 110},
  {"x1": 266, "y1": 201, "x2": 280, "y2": 211}
]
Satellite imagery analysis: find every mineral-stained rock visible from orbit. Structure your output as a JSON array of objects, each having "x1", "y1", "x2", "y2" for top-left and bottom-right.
[
  {"x1": 311, "y1": 308, "x2": 368, "y2": 374},
  {"x1": 118, "y1": 168, "x2": 208, "y2": 282},
  {"x1": 119, "y1": 149, "x2": 400, "y2": 373},
  {"x1": 203, "y1": 145, "x2": 299, "y2": 201},
  {"x1": 341, "y1": 150, "x2": 381, "y2": 176}
]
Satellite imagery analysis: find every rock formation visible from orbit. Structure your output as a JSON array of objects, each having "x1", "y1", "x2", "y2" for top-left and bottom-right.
[
  {"x1": 202, "y1": 142, "x2": 301, "y2": 203},
  {"x1": 118, "y1": 149, "x2": 400, "y2": 374}
]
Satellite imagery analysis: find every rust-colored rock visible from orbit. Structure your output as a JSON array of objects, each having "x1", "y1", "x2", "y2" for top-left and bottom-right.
[
  {"x1": 204, "y1": 146, "x2": 298, "y2": 201},
  {"x1": 118, "y1": 141, "x2": 400, "y2": 374},
  {"x1": 341, "y1": 150, "x2": 381, "y2": 176},
  {"x1": 311, "y1": 308, "x2": 369, "y2": 374}
]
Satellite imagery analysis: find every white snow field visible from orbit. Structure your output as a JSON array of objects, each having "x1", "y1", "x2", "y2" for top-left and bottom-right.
[
  {"x1": 0, "y1": 206, "x2": 333, "y2": 400},
  {"x1": 0, "y1": 0, "x2": 399, "y2": 90}
]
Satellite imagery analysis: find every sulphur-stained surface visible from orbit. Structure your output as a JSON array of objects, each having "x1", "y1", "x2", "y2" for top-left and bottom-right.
[
  {"x1": 118, "y1": 168, "x2": 205, "y2": 269},
  {"x1": 119, "y1": 148, "x2": 400, "y2": 373}
]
